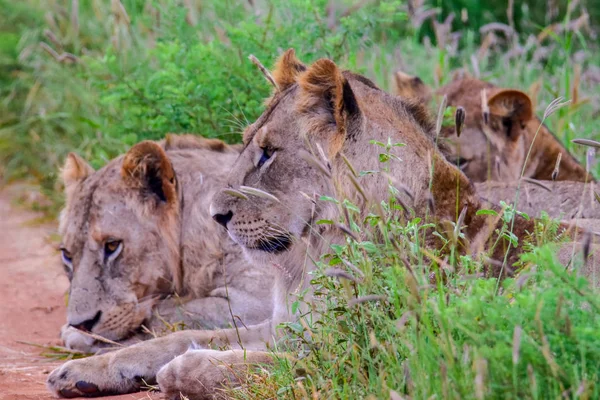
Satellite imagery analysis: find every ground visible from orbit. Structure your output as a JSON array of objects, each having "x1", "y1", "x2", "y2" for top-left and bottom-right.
[{"x1": 0, "y1": 187, "x2": 159, "y2": 400}]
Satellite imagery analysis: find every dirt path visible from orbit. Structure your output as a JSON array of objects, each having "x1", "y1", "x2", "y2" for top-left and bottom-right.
[{"x1": 0, "y1": 188, "x2": 159, "y2": 400}]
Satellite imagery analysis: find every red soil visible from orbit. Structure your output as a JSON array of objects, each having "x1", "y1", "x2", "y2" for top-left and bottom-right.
[{"x1": 0, "y1": 189, "x2": 159, "y2": 400}]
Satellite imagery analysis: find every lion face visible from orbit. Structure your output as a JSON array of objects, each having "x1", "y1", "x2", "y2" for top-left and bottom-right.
[
  {"x1": 210, "y1": 88, "x2": 332, "y2": 271},
  {"x1": 394, "y1": 73, "x2": 534, "y2": 182},
  {"x1": 211, "y1": 52, "x2": 354, "y2": 275},
  {"x1": 59, "y1": 142, "x2": 180, "y2": 344},
  {"x1": 439, "y1": 78, "x2": 534, "y2": 182}
]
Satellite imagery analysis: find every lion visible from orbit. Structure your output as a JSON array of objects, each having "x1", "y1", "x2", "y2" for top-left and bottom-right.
[
  {"x1": 475, "y1": 180, "x2": 600, "y2": 220},
  {"x1": 394, "y1": 71, "x2": 593, "y2": 183},
  {"x1": 47, "y1": 51, "x2": 594, "y2": 399},
  {"x1": 56, "y1": 134, "x2": 274, "y2": 353}
]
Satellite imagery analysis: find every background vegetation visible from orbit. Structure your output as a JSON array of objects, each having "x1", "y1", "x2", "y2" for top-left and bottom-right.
[
  {"x1": 2, "y1": 0, "x2": 599, "y2": 210},
  {"x1": 2, "y1": 0, "x2": 600, "y2": 398}
]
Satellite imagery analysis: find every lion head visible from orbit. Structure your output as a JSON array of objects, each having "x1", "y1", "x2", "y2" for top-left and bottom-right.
[
  {"x1": 394, "y1": 72, "x2": 591, "y2": 182},
  {"x1": 394, "y1": 70, "x2": 432, "y2": 105},
  {"x1": 210, "y1": 50, "x2": 497, "y2": 300},
  {"x1": 59, "y1": 141, "x2": 183, "y2": 347}
]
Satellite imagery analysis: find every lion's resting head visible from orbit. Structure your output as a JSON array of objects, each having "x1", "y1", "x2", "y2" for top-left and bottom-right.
[
  {"x1": 59, "y1": 135, "x2": 235, "y2": 347},
  {"x1": 394, "y1": 72, "x2": 592, "y2": 183}
]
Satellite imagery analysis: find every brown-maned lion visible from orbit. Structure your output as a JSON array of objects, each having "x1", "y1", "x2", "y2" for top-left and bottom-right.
[
  {"x1": 47, "y1": 51, "x2": 592, "y2": 399},
  {"x1": 394, "y1": 71, "x2": 593, "y2": 183},
  {"x1": 57, "y1": 134, "x2": 274, "y2": 353}
]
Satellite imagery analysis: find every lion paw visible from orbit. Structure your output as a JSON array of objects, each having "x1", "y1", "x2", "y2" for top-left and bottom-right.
[
  {"x1": 60, "y1": 325, "x2": 97, "y2": 353},
  {"x1": 46, "y1": 356, "x2": 132, "y2": 398}
]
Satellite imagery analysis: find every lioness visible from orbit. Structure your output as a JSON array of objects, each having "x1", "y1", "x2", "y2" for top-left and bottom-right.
[
  {"x1": 475, "y1": 180, "x2": 600, "y2": 220},
  {"x1": 394, "y1": 72, "x2": 593, "y2": 183},
  {"x1": 47, "y1": 51, "x2": 587, "y2": 399},
  {"x1": 57, "y1": 134, "x2": 273, "y2": 353}
]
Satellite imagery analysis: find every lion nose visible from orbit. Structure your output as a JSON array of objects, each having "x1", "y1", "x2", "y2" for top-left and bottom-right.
[
  {"x1": 70, "y1": 310, "x2": 102, "y2": 333},
  {"x1": 212, "y1": 210, "x2": 233, "y2": 229}
]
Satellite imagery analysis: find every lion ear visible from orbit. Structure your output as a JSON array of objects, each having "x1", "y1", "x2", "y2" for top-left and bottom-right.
[
  {"x1": 121, "y1": 141, "x2": 177, "y2": 204},
  {"x1": 487, "y1": 89, "x2": 533, "y2": 124},
  {"x1": 62, "y1": 153, "x2": 94, "y2": 197},
  {"x1": 298, "y1": 58, "x2": 360, "y2": 138},
  {"x1": 394, "y1": 71, "x2": 432, "y2": 104},
  {"x1": 272, "y1": 48, "x2": 306, "y2": 91}
]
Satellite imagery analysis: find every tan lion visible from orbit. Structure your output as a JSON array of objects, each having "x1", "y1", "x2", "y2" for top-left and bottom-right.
[
  {"x1": 57, "y1": 134, "x2": 274, "y2": 353},
  {"x1": 394, "y1": 72, "x2": 593, "y2": 183},
  {"x1": 47, "y1": 51, "x2": 592, "y2": 399},
  {"x1": 475, "y1": 180, "x2": 600, "y2": 220}
]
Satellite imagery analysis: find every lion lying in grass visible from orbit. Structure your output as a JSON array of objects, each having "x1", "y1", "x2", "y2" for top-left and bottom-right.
[
  {"x1": 47, "y1": 51, "x2": 594, "y2": 399},
  {"x1": 57, "y1": 134, "x2": 273, "y2": 353},
  {"x1": 394, "y1": 71, "x2": 593, "y2": 183}
]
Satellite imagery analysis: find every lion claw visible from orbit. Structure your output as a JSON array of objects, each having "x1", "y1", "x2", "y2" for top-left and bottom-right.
[
  {"x1": 58, "y1": 388, "x2": 82, "y2": 398},
  {"x1": 76, "y1": 381, "x2": 100, "y2": 394}
]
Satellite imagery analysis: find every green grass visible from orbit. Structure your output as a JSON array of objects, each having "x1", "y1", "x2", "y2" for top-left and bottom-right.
[
  {"x1": 2, "y1": 1, "x2": 600, "y2": 398},
  {"x1": 232, "y1": 200, "x2": 600, "y2": 399}
]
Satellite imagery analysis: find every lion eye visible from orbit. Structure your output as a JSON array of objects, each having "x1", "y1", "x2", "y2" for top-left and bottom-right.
[
  {"x1": 104, "y1": 240, "x2": 123, "y2": 261},
  {"x1": 448, "y1": 156, "x2": 470, "y2": 171},
  {"x1": 257, "y1": 147, "x2": 273, "y2": 169},
  {"x1": 60, "y1": 248, "x2": 72, "y2": 266}
]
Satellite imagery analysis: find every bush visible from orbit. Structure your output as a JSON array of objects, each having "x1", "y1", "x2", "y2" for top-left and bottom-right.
[{"x1": 0, "y1": 0, "x2": 407, "y2": 207}]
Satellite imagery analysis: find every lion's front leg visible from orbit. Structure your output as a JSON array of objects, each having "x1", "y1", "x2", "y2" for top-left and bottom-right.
[
  {"x1": 157, "y1": 349, "x2": 274, "y2": 400},
  {"x1": 47, "y1": 321, "x2": 273, "y2": 397},
  {"x1": 47, "y1": 330, "x2": 213, "y2": 397}
]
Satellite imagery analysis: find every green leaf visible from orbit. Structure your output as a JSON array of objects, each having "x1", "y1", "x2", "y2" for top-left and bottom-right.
[
  {"x1": 369, "y1": 139, "x2": 386, "y2": 147},
  {"x1": 379, "y1": 153, "x2": 391, "y2": 163},
  {"x1": 359, "y1": 170, "x2": 378, "y2": 177},
  {"x1": 359, "y1": 241, "x2": 378, "y2": 253},
  {"x1": 316, "y1": 219, "x2": 334, "y2": 225},
  {"x1": 330, "y1": 244, "x2": 345, "y2": 254},
  {"x1": 476, "y1": 209, "x2": 499, "y2": 216},
  {"x1": 319, "y1": 195, "x2": 339, "y2": 204},
  {"x1": 291, "y1": 300, "x2": 300, "y2": 315}
]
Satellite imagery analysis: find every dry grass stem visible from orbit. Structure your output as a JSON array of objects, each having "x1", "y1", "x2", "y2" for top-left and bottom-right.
[
  {"x1": 435, "y1": 95, "x2": 448, "y2": 137},
  {"x1": 340, "y1": 152, "x2": 358, "y2": 178},
  {"x1": 341, "y1": 258, "x2": 365, "y2": 278},
  {"x1": 586, "y1": 148, "x2": 595, "y2": 174},
  {"x1": 223, "y1": 189, "x2": 249, "y2": 200},
  {"x1": 249, "y1": 54, "x2": 279, "y2": 91},
  {"x1": 481, "y1": 89, "x2": 489, "y2": 124},
  {"x1": 324, "y1": 268, "x2": 362, "y2": 283},
  {"x1": 335, "y1": 223, "x2": 358, "y2": 241},
  {"x1": 552, "y1": 153, "x2": 562, "y2": 181},
  {"x1": 239, "y1": 186, "x2": 280, "y2": 203},
  {"x1": 512, "y1": 325, "x2": 522, "y2": 365},
  {"x1": 348, "y1": 174, "x2": 368, "y2": 204},
  {"x1": 572, "y1": 138, "x2": 600, "y2": 149},
  {"x1": 522, "y1": 177, "x2": 552, "y2": 192},
  {"x1": 455, "y1": 106, "x2": 466, "y2": 137},
  {"x1": 299, "y1": 150, "x2": 332, "y2": 178},
  {"x1": 543, "y1": 97, "x2": 571, "y2": 119},
  {"x1": 348, "y1": 295, "x2": 387, "y2": 307}
]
